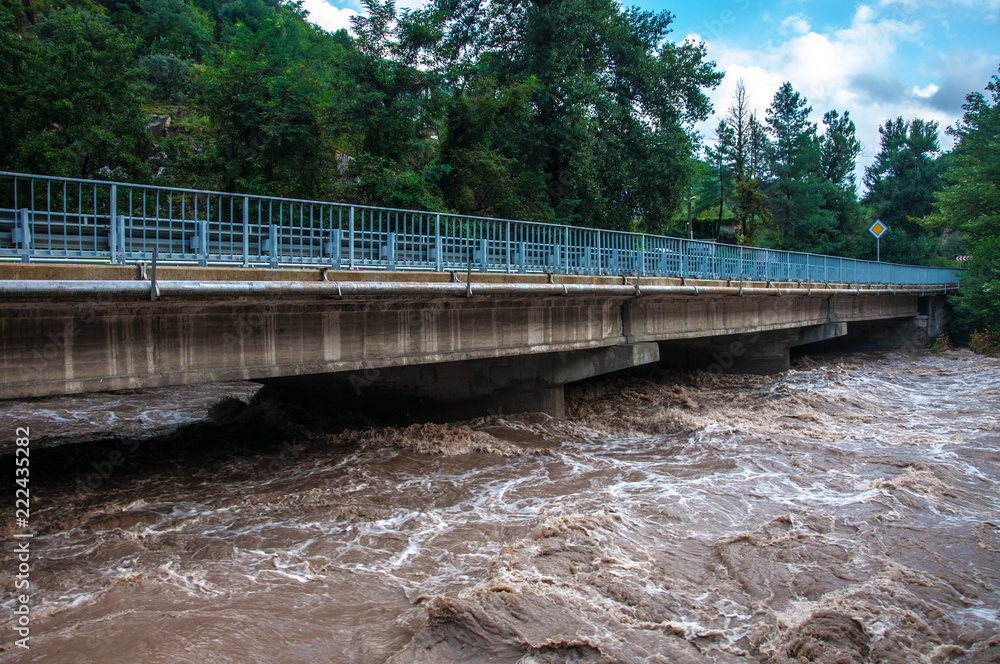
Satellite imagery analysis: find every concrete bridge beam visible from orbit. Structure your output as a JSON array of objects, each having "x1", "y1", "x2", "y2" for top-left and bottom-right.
[
  {"x1": 259, "y1": 342, "x2": 660, "y2": 420},
  {"x1": 658, "y1": 322, "x2": 848, "y2": 375}
]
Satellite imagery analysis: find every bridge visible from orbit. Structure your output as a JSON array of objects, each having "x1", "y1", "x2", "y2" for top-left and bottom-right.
[{"x1": 0, "y1": 172, "x2": 960, "y2": 418}]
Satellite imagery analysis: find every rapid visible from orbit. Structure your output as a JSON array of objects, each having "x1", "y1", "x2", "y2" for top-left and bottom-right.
[{"x1": 1, "y1": 349, "x2": 999, "y2": 663}]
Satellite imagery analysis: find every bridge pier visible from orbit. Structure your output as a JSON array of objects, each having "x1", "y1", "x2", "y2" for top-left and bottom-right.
[
  {"x1": 658, "y1": 323, "x2": 848, "y2": 375},
  {"x1": 258, "y1": 342, "x2": 660, "y2": 420},
  {"x1": 782, "y1": 295, "x2": 948, "y2": 353}
]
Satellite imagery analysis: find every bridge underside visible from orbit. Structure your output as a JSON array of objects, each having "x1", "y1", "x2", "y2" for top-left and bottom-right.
[{"x1": 0, "y1": 265, "x2": 948, "y2": 417}]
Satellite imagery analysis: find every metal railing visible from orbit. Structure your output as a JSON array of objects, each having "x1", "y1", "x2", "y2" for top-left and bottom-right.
[{"x1": 0, "y1": 172, "x2": 961, "y2": 285}]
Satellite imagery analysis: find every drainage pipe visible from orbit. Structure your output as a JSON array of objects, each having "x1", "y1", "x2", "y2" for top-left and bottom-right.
[{"x1": 0, "y1": 280, "x2": 952, "y2": 301}]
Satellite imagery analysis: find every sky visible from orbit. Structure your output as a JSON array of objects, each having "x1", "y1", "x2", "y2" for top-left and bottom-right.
[{"x1": 300, "y1": 0, "x2": 1000, "y2": 186}]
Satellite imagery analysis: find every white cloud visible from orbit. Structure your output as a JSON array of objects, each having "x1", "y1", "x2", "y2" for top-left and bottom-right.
[
  {"x1": 301, "y1": 0, "x2": 429, "y2": 34},
  {"x1": 301, "y1": 0, "x2": 358, "y2": 33},
  {"x1": 781, "y1": 14, "x2": 812, "y2": 35},
  {"x1": 877, "y1": 0, "x2": 1000, "y2": 10},
  {"x1": 395, "y1": 0, "x2": 432, "y2": 10},
  {"x1": 694, "y1": 4, "x2": 970, "y2": 190}
]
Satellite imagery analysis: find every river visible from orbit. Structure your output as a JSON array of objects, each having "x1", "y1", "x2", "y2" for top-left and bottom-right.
[{"x1": 2, "y1": 349, "x2": 999, "y2": 663}]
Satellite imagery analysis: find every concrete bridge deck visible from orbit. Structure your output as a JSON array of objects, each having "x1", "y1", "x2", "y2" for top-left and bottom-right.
[{"x1": 0, "y1": 263, "x2": 948, "y2": 418}]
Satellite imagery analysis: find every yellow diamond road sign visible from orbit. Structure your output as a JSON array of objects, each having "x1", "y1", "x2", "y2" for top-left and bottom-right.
[{"x1": 869, "y1": 220, "x2": 887, "y2": 238}]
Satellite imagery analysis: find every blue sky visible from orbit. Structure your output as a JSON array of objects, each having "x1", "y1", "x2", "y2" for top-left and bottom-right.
[{"x1": 301, "y1": 0, "x2": 1000, "y2": 183}]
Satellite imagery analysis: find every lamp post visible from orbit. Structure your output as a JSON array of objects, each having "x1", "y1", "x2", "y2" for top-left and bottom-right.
[{"x1": 686, "y1": 195, "x2": 696, "y2": 240}]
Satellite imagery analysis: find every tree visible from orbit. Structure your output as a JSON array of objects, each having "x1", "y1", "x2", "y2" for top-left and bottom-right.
[
  {"x1": 438, "y1": 73, "x2": 545, "y2": 218},
  {"x1": 924, "y1": 67, "x2": 1000, "y2": 339},
  {"x1": 862, "y1": 117, "x2": 945, "y2": 264},
  {"x1": 712, "y1": 81, "x2": 773, "y2": 244},
  {"x1": 763, "y1": 81, "x2": 821, "y2": 241},
  {"x1": 724, "y1": 80, "x2": 753, "y2": 179},
  {"x1": 7, "y1": 9, "x2": 153, "y2": 180},
  {"x1": 706, "y1": 120, "x2": 736, "y2": 234},
  {"x1": 732, "y1": 175, "x2": 773, "y2": 245},
  {"x1": 341, "y1": 0, "x2": 449, "y2": 209},
  {"x1": 193, "y1": 20, "x2": 332, "y2": 196},
  {"x1": 754, "y1": 83, "x2": 868, "y2": 255},
  {"x1": 430, "y1": 0, "x2": 723, "y2": 229},
  {"x1": 140, "y1": 0, "x2": 213, "y2": 61},
  {"x1": 819, "y1": 110, "x2": 861, "y2": 192},
  {"x1": 0, "y1": 3, "x2": 27, "y2": 165}
]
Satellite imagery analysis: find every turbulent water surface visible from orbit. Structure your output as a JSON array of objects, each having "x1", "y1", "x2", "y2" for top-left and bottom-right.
[{"x1": 2, "y1": 350, "x2": 999, "y2": 663}]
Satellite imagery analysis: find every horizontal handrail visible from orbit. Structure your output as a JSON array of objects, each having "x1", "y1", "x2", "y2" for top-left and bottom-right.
[{"x1": 0, "y1": 171, "x2": 962, "y2": 286}]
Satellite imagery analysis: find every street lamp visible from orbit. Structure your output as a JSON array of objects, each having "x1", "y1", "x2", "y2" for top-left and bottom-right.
[{"x1": 685, "y1": 195, "x2": 696, "y2": 240}]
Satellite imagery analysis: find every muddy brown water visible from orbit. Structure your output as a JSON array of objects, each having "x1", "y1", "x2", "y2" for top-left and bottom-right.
[{"x1": 1, "y1": 350, "x2": 999, "y2": 663}]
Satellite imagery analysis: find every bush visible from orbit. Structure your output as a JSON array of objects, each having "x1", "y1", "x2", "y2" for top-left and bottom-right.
[
  {"x1": 969, "y1": 330, "x2": 1000, "y2": 357},
  {"x1": 140, "y1": 53, "x2": 191, "y2": 102},
  {"x1": 927, "y1": 333, "x2": 952, "y2": 354}
]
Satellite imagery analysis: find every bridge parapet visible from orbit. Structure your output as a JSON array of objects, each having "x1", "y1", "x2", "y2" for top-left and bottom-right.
[{"x1": 1, "y1": 171, "x2": 961, "y2": 287}]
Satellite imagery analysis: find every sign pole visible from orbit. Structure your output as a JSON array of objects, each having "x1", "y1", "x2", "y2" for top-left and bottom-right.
[{"x1": 869, "y1": 219, "x2": 886, "y2": 263}]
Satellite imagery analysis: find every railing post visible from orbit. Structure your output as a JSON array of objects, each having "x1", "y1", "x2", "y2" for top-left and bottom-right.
[
  {"x1": 117, "y1": 215, "x2": 127, "y2": 265},
  {"x1": 332, "y1": 229, "x2": 342, "y2": 270},
  {"x1": 387, "y1": 231, "x2": 397, "y2": 270},
  {"x1": 108, "y1": 184, "x2": 117, "y2": 265},
  {"x1": 519, "y1": 241, "x2": 527, "y2": 274},
  {"x1": 349, "y1": 207, "x2": 355, "y2": 269},
  {"x1": 269, "y1": 223, "x2": 278, "y2": 269},
  {"x1": 563, "y1": 226, "x2": 570, "y2": 275},
  {"x1": 435, "y1": 214, "x2": 442, "y2": 272},
  {"x1": 637, "y1": 235, "x2": 644, "y2": 277},
  {"x1": 595, "y1": 232, "x2": 601, "y2": 275},
  {"x1": 480, "y1": 238, "x2": 488, "y2": 273},
  {"x1": 505, "y1": 221, "x2": 511, "y2": 273},
  {"x1": 198, "y1": 219, "x2": 208, "y2": 267},
  {"x1": 242, "y1": 196, "x2": 250, "y2": 267},
  {"x1": 18, "y1": 208, "x2": 30, "y2": 263}
]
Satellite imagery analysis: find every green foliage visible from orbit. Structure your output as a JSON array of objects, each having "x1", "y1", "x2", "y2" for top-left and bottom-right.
[
  {"x1": 927, "y1": 333, "x2": 952, "y2": 354},
  {"x1": 140, "y1": 0, "x2": 213, "y2": 60},
  {"x1": 437, "y1": 75, "x2": 546, "y2": 218},
  {"x1": 819, "y1": 110, "x2": 861, "y2": 191},
  {"x1": 969, "y1": 330, "x2": 1000, "y2": 357},
  {"x1": 863, "y1": 117, "x2": 945, "y2": 264},
  {"x1": 0, "y1": 3, "x2": 28, "y2": 164},
  {"x1": 192, "y1": 21, "x2": 332, "y2": 195},
  {"x1": 5, "y1": 8, "x2": 153, "y2": 180},
  {"x1": 925, "y1": 69, "x2": 1000, "y2": 242},
  {"x1": 948, "y1": 236, "x2": 1000, "y2": 339},
  {"x1": 921, "y1": 68, "x2": 1000, "y2": 341},
  {"x1": 338, "y1": 0, "x2": 447, "y2": 208},
  {"x1": 698, "y1": 81, "x2": 869, "y2": 253},
  {"x1": 350, "y1": 158, "x2": 449, "y2": 212},
  {"x1": 763, "y1": 82, "x2": 821, "y2": 240},
  {"x1": 732, "y1": 177, "x2": 773, "y2": 245},
  {"x1": 140, "y1": 53, "x2": 192, "y2": 101},
  {"x1": 430, "y1": 0, "x2": 722, "y2": 229}
]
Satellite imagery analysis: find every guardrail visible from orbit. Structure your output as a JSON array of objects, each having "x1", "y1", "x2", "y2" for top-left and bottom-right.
[{"x1": 0, "y1": 171, "x2": 961, "y2": 285}]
